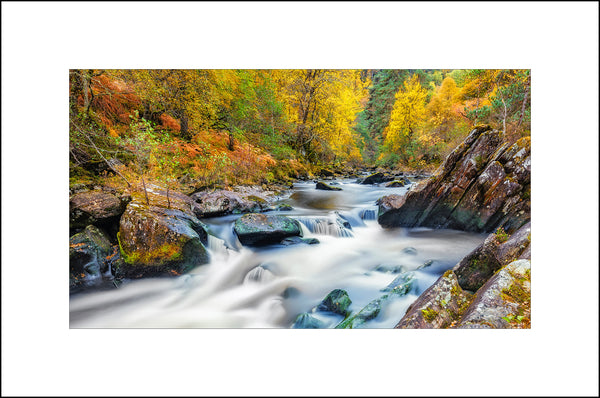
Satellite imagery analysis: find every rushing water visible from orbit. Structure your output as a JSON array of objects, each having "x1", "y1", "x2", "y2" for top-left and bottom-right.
[{"x1": 70, "y1": 178, "x2": 486, "y2": 328}]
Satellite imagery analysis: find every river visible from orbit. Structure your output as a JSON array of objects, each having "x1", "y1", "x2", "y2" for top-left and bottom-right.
[{"x1": 69, "y1": 178, "x2": 486, "y2": 328}]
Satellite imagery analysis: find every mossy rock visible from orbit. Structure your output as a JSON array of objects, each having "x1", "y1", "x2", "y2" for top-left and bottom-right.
[
  {"x1": 117, "y1": 202, "x2": 209, "y2": 278},
  {"x1": 316, "y1": 181, "x2": 342, "y2": 191},
  {"x1": 317, "y1": 289, "x2": 352, "y2": 315}
]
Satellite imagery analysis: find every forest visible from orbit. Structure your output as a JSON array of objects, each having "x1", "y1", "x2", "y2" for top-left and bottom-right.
[{"x1": 69, "y1": 69, "x2": 530, "y2": 192}]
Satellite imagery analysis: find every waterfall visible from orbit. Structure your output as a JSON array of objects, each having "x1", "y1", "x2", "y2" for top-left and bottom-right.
[{"x1": 294, "y1": 215, "x2": 354, "y2": 237}]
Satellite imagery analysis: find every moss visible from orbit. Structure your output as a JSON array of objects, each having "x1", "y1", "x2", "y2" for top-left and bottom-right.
[
  {"x1": 495, "y1": 227, "x2": 509, "y2": 243},
  {"x1": 247, "y1": 195, "x2": 267, "y2": 204},
  {"x1": 421, "y1": 307, "x2": 439, "y2": 323},
  {"x1": 501, "y1": 281, "x2": 530, "y2": 304}
]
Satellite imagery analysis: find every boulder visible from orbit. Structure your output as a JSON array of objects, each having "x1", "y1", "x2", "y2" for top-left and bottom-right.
[
  {"x1": 191, "y1": 189, "x2": 265, "y2": 218},
  {"x1": 453, "y1": 222, "x2": 531, "y2": 291},
  {"x1": 70, "y1": 190, "x2": 129, "y2": 229},
  {"x1": 361, "y1": 172, "x2": 395, "y2": 185},
  {"x1": 378, "y1": 125, "x2": 530, "y2": 234},
  {"x1": 318, "y1": 168, "x2": 335, "y2": 177},
  {"x1": 292, "y1": 313, "x2": 326, "y2": 329},
  {"x1": 276, "y1": 203, "x2": 293, "y2": 211},
  {"x1": 316, "y1": 289, "x2": 352, "y2": 315},
  {"x1": 395, "y1": 270, "x2": 472, "y2": 328},
  {"x1": 69, "y1": 225, "x2": 113, "y2": 288},
  {"x1": 116, "y1": 200, "x2": 210, "y2": 278},
  {"x1": 233, "y1": 213, "x2": 302, "y2": 246},
  {"x1": 456, "y1": 260, "x2": 531, "y2": 329},
  {"x1": 316, "y1": 181, "x2": 342, "y2": 191}
]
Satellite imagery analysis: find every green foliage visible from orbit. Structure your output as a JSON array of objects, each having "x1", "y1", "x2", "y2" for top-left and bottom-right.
[{"x1": 495, "y1": 227, "x2": 509, "y2": 243}]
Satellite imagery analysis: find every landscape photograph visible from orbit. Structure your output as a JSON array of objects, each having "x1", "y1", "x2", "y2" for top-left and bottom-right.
[{"x1": 69, "y1": 68, "x2": 531, "y2": 329}]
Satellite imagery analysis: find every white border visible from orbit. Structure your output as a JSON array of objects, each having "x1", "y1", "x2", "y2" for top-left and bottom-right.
[{"x1": 2, "y1": 2, "x2": 599, "y2": 396}]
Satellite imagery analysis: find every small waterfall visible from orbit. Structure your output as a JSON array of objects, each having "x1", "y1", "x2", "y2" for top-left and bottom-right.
[
  {"x1": 294, "y1": 215, "x2": 354, "y2": 238},
  {"x1": 359, "y1": 208, "x2": 378, "y2": 221},
  {"x1": 207, "y1": 234, "x2": 230, "y2": 261},
  {"x1": 243, "y1": 266, "x2": 276, "y2": 284}
]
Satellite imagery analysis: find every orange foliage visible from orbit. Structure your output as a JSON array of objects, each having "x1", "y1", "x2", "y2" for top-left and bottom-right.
[
  {"x1": 159, "y1": 113, "x2": 181, "y2": 132},
  {"x1": 89, "y1": 74, "x2": 140, "y2": 126}
]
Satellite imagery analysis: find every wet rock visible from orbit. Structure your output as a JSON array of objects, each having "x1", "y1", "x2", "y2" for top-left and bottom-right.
[
  {"x1": 377, "y1": 126, "x2": 530, "y2": 234},
  {"x1": 70, "y1": 190, "x2": 129, "y2": 229},
  {"x1": 234, "y1": 213, "x2": 302, "y2": 246},
  {"x1": 361, "y1": 172, "x2": 394, "y2": 185},
  {"x1": 116, "y1": 200, "x2": 210, "y2": 279},
  {"x1": 316, "y1": 181, "x2": 342, "y2": 191},
  {"x1": 416, "y1": 260, "x2": 434, "y2": 270},
  {"x1": 336, "y1": 299, "x2": 383, "y2": 329},
  {"x1": 317, "y1": 289, "x2": 352, "y2": 315},
  {"x1": 244, "y1": 266, "x2": 276, "y2": 284},
  {"x1": 381, "y1": 272, "x2": 416, "y2": 295},
  {"x1": 456, "y1": 260, "x2": 531, "y2": 329},
  {"x1": 402, "y1": 247, "x2": 418, "y2": 255},
  {"x1": 395, "y1": 270, "x2": 472, "y2": 329},
  {"x1": 292, "y1": 313, "x2": 325, "y2": 329},
  {"x1": 69, "y1": 225, "x2": 112, "y2": 289}
]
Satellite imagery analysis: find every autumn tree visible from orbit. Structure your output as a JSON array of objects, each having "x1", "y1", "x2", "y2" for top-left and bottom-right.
[{"x1": 381, "y1": 74, "x2": 428, "y2": 165}]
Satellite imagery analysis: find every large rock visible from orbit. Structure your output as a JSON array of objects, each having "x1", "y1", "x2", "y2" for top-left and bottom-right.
[
  {"x1": 454, "y1": 222, "x2": 531, "y2": 291},
  {"x1": 291, "y1": 313, "x2": 326, "y2": 329},
  {"x1": 316, "y1": 181, "x2": 342, "y2": 191},
  {"x1": 116, "y1": 199, "x2": 210, "y2": 278},
  {"x1": 69, "y1": 225, "x2": 113, "y2": 288},
  {"x1": 233, "y1": 213, "x2": 302, "y2": 246},
  {"x1": 378, "y1": 125, "x2": 530, "y2": 234},
  {"x1": 395, "y1": 270, "x2": 472, "y2": 329},
  {"x1": 456, "y1": 260, "x2": 531, "y2": 329},
  {"x1": 70, "y1": 190, "x2": 129, "y2": 229},
  {"x1": 361, "y1": 172, "x2": 394, "y2": 185},
  {"x1": 191, "y1": 189, "x2": 266, "y2": 218}
]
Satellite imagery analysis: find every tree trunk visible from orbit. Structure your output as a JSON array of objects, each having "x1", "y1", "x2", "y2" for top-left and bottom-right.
[{"x1": 228, "y1": 130, "x2": 235, "y2": 151}]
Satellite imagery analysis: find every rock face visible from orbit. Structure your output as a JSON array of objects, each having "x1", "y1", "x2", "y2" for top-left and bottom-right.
[
  {"x1": 395, "y1": 270, "x2": 472, "y2": 329},
  {"x1": 233, "y1": 213, "x2": 302, "y2": 246},
  {"x1": 70, "y1": 190, "x2": 130, "y2": 229},
  {"x1": 454, "y1": 222, "x2": 531, "y2": 291},
  {"x1": 117, "y1": 199, "x2": 210, "y2": 278},
  {"x1": 378, "y1": 125, "x2": 530, "y2": 234},
  {"x1": 395, "y1": 225, "x2": 531, "y2": 329},
  {"x1": 457, "y1": 260, "x2": 531, "y2": 329},
  {"x1": 69, "y1": 225, "x2": 113, "y2": 288},
  {"x1": 316, "y1": 181, "x2": 342, "y2": 191}
]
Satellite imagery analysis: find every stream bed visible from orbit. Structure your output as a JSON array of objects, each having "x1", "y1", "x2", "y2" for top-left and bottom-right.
[{"x1": 70, "y1": 178, "x2": 486, "y2": 328}]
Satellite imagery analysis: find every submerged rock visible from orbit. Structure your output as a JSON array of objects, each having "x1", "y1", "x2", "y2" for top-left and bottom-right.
[
  {"x1": 316, "y1": 181, "x2": 342, "y2": 191},
  {"x1": 317, "y1": 289, "x2": 352, "y2": 315},
  {"x1": 280, "y1": 236, "x2": 320, "y2": 246},
  {"x1": 292, "y1": 313, "x2": 326, "y2": 329},
  {"x1": 395, "y1": 270, "x2": 472, "y2": 329},
  {"x1": 381, "y1": 272, "x2": 416, "y2": 295},
  {"x1": 116, "y1": 201, "x2": 210, "y2": 278},
  {"x1": 336, "y1": 299, "x2": 383, "y2": 329},
  {"x1": 234, "y1": 213, "x2": 302, "y2": 246},
  {"x1": 385, "y1": 178, "x2": 411, "y2": 188},
  {"x1": 69, "y1": 225, "x2": 113, "y2": 289},
  {"x1": 456, "y1": 260, "x2": 531, "y2": 329},
  {"x1": 378, "y1": 126, "x2": 530, "y2": 234}
]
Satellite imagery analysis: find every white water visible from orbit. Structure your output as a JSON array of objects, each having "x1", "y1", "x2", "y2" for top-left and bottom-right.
[{"x1": 69, "y1": 178, "x2": 485, "y2": 328}]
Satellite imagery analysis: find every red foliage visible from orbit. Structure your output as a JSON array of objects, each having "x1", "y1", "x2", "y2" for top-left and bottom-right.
[{"x1": 90, "y1": 74, "x2": 140, "y2": 126}]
